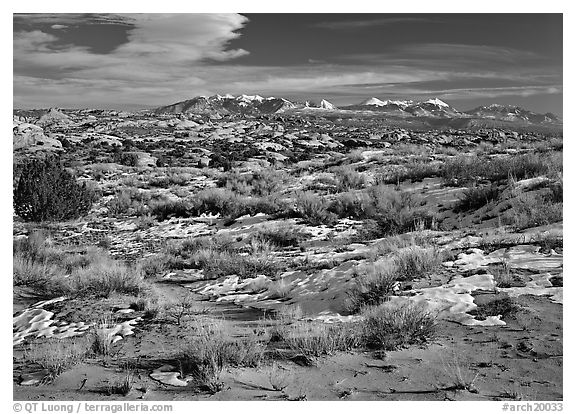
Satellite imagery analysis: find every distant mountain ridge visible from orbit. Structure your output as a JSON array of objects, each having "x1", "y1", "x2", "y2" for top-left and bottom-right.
[{"x1": 153, "y1": 94, "x2": 560, "y2": 125}]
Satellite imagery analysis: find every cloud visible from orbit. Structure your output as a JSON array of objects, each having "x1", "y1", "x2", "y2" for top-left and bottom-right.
[
  {"x1": 14, "y1": 13, "x2": 250, "y2": 106},
  {"x1": 14, "y1": 13, "x2": 135, "y2": 27},
  {"x1": 13, "y1": 15, "x2": 562, "y2": 110},
  {"x1": 313, "y1": 17, "x2": 433, "y2": 30}
]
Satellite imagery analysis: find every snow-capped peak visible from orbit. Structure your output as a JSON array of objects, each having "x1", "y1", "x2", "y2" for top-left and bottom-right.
[
  {"x1": 383, "y1": 100, "x2": 414, "y2": 108},
  {"x1": 319, "y1": 99, "x2": 336, "y2": 110},
  {"x1": 360, "y1": 97, "x2": 386, "y2": 106},
  {"x1": 424, "y1": 98, "x2": 449, "y2": 107},
  {"x1": 236, "y1": 94, "x2": 264, "y2": 103}
]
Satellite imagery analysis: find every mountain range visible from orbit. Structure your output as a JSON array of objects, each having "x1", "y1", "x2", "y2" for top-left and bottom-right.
[{"x1": 155, "y1": 94, "x2": 560, "y2": 125}]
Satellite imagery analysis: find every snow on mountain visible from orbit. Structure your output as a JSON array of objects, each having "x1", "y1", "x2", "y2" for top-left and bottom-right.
[
  {"x1": 360, "y1": 97, "x2": 387, "y2": 106},
  {"x1": 236, "y1": 94, "x2": 264, "y2": 103},
  {"x1": 319, "y1": 99, "x2": 337, "y2": 110},
  {"x1": 424, "y1": 98, "x2": 449, "y2": 107},
  {"x1": 382, "y1": 100, "x2": 414, "y2": 108}
]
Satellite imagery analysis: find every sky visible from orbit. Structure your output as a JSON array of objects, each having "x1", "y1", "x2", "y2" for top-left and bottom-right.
[{"x1": 13, "y1": 13, "x2": 563, "y2": 115}]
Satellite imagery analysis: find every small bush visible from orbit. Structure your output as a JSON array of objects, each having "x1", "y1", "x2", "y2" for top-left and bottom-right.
[
  {"x1": 294, "y1": 192, "x2": 337, "y2": 226},
  {"x1": 391, "y1": 245, "x2": 442, "y2": 281},
  {"x1": 469, "y1": 296, "x2": 519, "y2": 320},
  {"x1": 150, "y1": 199, "x2": 191, "y2": 221},
  {"x1": 178, "y1": 322, "x2": 268, "y2": 393},
  {"x1": 356, "y1": 187, "x2": 437, "y2": 237},
  {"x1": 442, "y1": 153, "x2": 559, "y2": 186},
  {"x1": 348, "y1": 245, "x2": 440, "y2": 312},
  {"x1": 250, "y1": 223, "x2": 310, "y2": 248},
  {"x1": 456, "y1": 185, "x2": 501, "y2": 212},
  {"x1": 359, "y1": 303, "x2": 436, "y2": 350},
  {"x1": 90, "y1": 314, "x2": 119, "y2": 357},
  {"x1": 14, "y1": 157, "x2": 96, "y2": 222},
  {"x1": 378, "y1": 161, "x2": 441, "y2": 184},
  {"x1": 13, "y1": 256, "x2": 63, "y2": 292},
  {"x1": 276, "y1": 321, "x2": 357, "y2": 357},
  {"x1": 107, "y1": 370, "x2": 134, "y2": 396},
  {"x1": 502, "y1": 192, "x2": 562, "y2": 230},
  {"x1": 348, "y1": 261, "x2": 398, "y2": 313},
  {"x1": 24, "y1": 337, "x2": 91, "y2": 381},
  {"x1": 218, "y1": 169, "x2": 288, "y2": 196},
  {"x1": 163, "y1": 294, "x2": 197, "y2": 325},
  {"x1": 106, "y1": 188, "x2": 150, "y2": 216},
  {"x1": 331, "y1": 166, "x2": 365, "y2": 192},
  {"x1": 70, "y1": 257, "x2": 145, "y2": 298}
]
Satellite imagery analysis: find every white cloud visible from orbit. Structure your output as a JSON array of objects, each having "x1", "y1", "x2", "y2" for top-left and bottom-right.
[{"x1": 14, "y1": 13, "x2": 249, "y2": 106}]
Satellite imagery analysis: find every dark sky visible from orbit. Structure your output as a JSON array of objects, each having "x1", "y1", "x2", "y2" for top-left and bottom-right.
[{"x1": 13, "y1": 13, "x2": 563, "y2": 114}]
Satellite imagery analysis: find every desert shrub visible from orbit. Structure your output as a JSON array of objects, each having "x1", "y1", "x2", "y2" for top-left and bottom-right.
[
  {"x1": 190, "y1": 188, "x2": 240, "y2": 217},
  {"x1": 442, "y1": 153, "x2": 560, "y2": 186},
  {"x1": 113, "y1": 151, "x2": 139, "y2": 167},
  {"x1": 378, "y1": 161, "x2": 441, "y2": 184},
  {"x1": 149, "y1": 172, "x2": 192, "y2": 188},
  {"x1": 250, "y1": 223, "x2": 311, "y2": 248},
  {"x1": 163, "y1": 294, "x2": 197, "y2": 325},
  {"x1": 502, "y1": 192, "x2": 562, "y2": 230},
  {"x1": 275, "y1": 321, "x2": 357, "y2": 357},
  {"x1": 218, "y1": 168, "x2": 288, "y2": 196},
  {"x1": 106, "y1": 370, "x2": 134, "y2": 396},
  {"x1": 329, "y1": 192, "x2": 371, "y2": 219},
  {"x1": 13, "y1": 230, "x2": 51, "y2": 262},
  {"x1": 106, "y1": 188, "x2": 150, "y2": 216},
  {"x1": 150, "y1": 199, "x2": 192, "y2": 221},
  {"x1": 331, "y1": 165, "x2": 365, "y2": 192},
  {"x1": 160, "y1": 234, "x2": 282, "y2": 279},
  {"x1": 129, "y1": 294, "x2": 160, "y2": 319},
  {"x1": 348, "y1": 245, "x2": 440, "y2": 312},
  {"x1": 358, "y1": 303, "x2": 436, "y2": 350},
  {"x1": 69, "y1": 256, "x2": 145, "y2": 298},
  {"x1": 223, "y1": 336, "x2": 268, "y2": 368},
  {"x1": 347, "y1": 261, "x2": 398, "y2": 313},
  {"x1": 456, "y1": 185, "x2": 501, "y2": 212},
  {"x1": 14, "y1": 156, "x2": 96, "y2": 222},
  {"x1": 469, "y1": 296, "x2": 519, "y2": 320},
  {"x1": 24, "y1": 337, "x2": 91, "y2": 382},
  {"x1": 359, "y1": 186, "x2": 436, "y2": 236},
  {"x1": 294, "y1": 191, "x2": 337, "y2": 226},
  {"x1": 391, "y1": 245, "x2": 442, "y2": 281},
  {"x1": 137, "y1": 255, "x2": 169, "y2": 279},
  {"x1": 191, "y1": 247, "x2": 279, "y2": 280},
  {"x1": 13, "y1": 256, "x2": 64, "y2": 292},
  {"x1": 178, "y1": 322, "x2": 267, "y2": 392},
  {"x1": 90, "y1": 314, "x2": 120, "y2": 357}
]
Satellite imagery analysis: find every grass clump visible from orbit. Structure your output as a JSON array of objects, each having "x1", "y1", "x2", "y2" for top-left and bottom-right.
[
  {"x1": 502, "y1": 192, "x2": 562, "y2": 230},
  {"x1": 178, "y1": 321, "x2": 268, "y2": 393},
  {"x1": 442, "y1": 152, "x2": 561, "y2": 186},
  {"x1": 294, "y1": 191, "x2": 337, "y2": 226},
  {"x1": 274, "y1": 321, "x2": 358, "y2": 357},
  {"x1": 378, "y1": 161, "x2": 441, "y2": 184},
  {"x1": 217, "y1": 168, "x2": 288, "y2": 196},
  {"x1": 331, "y1": 165, "x2": 366, "y2": 192},
  {"x1": 391, "y1": 245, "x2": 443, "y2": 281},
  {"x1": 249, "y1": 223, "x2": 311, "y2": 248},
  {"x1": 348, "y1": 245, "x2": 441, "y2": 312},
  {"x1": 106, "y1": 370, "x2": 134, "y2": 396},
  {"x1": 456, "y1": 185, "x2": 502, "y2": 212},
  {"x1": 357, "y1": 187, "x2": 437, "y2": 237},
  {"x1": 358, "y1": 303, "x2": 436, "y2": 350},
  {"x1": 69, "y1": 257, "x2": 145, "y2": 298},
  {"x1": 347, "y1": 261, "x2": 399, "y2": 313},
  {"x1": 24, "y1": 337, "x2": 91, "y2": 382},
  {"x1": 469, "y1": 296, "x2": 519, "y2": 321}
]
